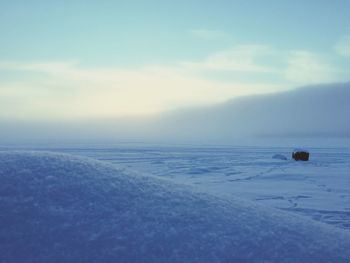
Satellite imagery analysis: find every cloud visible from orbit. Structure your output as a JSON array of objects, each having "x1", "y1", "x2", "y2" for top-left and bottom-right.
[
  {"x1": 1, "y1": 41, "x2": 349, "y2": 120},
  {"x1": 0, "y1": 61, "x2": 282, "y2": 120},
  {"x1": 181, "y1": 45, "x2": 280, "y2": 73},
  {"x1": 0, "y1": 60, "x2": 78, "y2": 73},
  {"x1": 190, "y1": 29, "x2": 229, "y2": 39},
  {"x1": 284, "y1": 51, "x2": 340, "y2": 84},
  {"x1": 335, "y1": 35, "x2": 350, "y2": 57}
]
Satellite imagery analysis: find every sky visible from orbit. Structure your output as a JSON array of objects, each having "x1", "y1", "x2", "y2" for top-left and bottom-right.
[{"x1": 1, "y1": 0, "x2": 350, "y2": 120}]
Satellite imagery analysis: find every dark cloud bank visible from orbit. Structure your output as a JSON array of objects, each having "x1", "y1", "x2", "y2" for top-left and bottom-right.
[{"x1": 1, "y1": 83, "x2": 350, "y2": 146}]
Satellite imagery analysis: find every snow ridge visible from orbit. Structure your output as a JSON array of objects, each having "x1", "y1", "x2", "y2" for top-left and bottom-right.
[{"x1": 1, "y1": 151, "x2": 350, "y2": 262}]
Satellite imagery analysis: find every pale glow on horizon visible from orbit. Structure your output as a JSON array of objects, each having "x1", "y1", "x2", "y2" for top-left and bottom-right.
[
  {"x1": 1, "y1": 1, "x2": 350, "y2": 121},
  {"x1": 0, "y1": 41, "x2": 348, "y2": 120},
  {"x1": 0, "y1": 59, "x2": 285, "y2": 120}
]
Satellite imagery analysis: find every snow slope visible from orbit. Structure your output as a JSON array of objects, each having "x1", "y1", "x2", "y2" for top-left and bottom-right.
[
  {"x1": 56, "y1": 145, "x2": 350, "y2": 229},
  {"x1": 1, "y1": 151, "x2": 350, "y2": 262}
]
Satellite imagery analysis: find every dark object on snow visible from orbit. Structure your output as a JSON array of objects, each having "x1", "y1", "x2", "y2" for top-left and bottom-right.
[
  {"x1": 292, "y1": 149, "x2": 309, "y2": 161},
  {"x1": 272, "y1": 154, "x2": 287, "y2": 160}
]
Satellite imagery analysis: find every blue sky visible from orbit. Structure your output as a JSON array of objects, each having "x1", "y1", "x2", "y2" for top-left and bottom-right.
[{"x1": 1, "y1": 0, "x2": 350, "y2": 119}]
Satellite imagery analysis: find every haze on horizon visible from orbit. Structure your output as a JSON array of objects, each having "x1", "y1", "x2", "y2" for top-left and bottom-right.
[{"x1": 1, "y1": 0, "x2": 350, "y2": 122}]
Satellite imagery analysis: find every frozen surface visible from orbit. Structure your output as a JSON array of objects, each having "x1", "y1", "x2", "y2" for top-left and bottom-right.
[
  {"x1": 1, "y1": 151, "x2": 350, "y2": 262},
  {"x1": 13, "y1": 145, "x2": 349, "y2": 230}
]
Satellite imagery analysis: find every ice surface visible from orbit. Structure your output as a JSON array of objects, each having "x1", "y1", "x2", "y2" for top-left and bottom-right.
[
  {"x1": 25, "y1": 145, "x2": 350, "y2": 230},
  {"x1": 272, "y1": 154, "x2": 288, "y2": 160},
  {"x1": 1, "y1": 151, "x2": 350, "y2": 262}
]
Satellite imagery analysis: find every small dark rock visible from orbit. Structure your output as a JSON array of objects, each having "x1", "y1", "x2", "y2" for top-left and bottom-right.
[{"x1": 292, "y1": 149, "x2": 309, "y2": 161}]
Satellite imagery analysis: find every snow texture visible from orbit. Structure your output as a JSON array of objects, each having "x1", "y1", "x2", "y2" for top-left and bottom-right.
[
  {"x1": 49, "y1": 145, "x2": 350, "y2": 229},
  {"x1": 1, "y1": 151, "x2": 350, "y2": 263}
]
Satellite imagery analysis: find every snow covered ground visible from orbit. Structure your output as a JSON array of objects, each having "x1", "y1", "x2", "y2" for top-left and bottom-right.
[
  {"x1": 10, "y1": 145, "x2": 349, "y2": 230},
  {"x1": 1, "y1": 150, "x2": 350, "y2": 262}
]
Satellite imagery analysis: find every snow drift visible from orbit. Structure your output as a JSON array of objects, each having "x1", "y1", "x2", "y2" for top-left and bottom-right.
[{"x1": 1, "y1": 151, "x2": 350, "y2": 262}]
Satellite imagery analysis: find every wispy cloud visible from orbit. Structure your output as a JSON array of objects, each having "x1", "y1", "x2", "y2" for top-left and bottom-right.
[
  {"x1": 335, "y1": 35, "x2": 350, "y2": 57},
  {"x1": 1, "y1": 39, "x2": 349, "y2": 120},
  {"x1": 0, "y1": 61, "x2": 280, "y2": 120},
  {"x1": 0, "y1": 60, "x2": 78, "y2": 73},
  {"x1": 181, "y1": 45, "x2": 280, "y2": 73},
  {"x1": 284, "y1": 51, "x2": 341, "y2": 85},
  {"x1": 180, "y1": 44, "x2": 347, "y2": 86}
]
